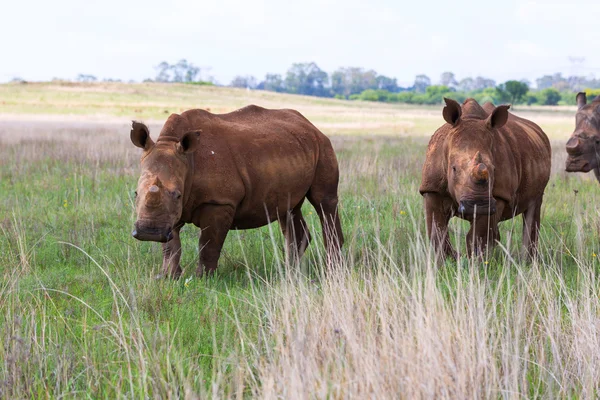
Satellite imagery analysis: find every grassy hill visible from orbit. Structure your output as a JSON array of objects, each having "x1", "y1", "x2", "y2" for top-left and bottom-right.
[{"x1": 0, "y1": 81, "x2": 577, "y2": 139}]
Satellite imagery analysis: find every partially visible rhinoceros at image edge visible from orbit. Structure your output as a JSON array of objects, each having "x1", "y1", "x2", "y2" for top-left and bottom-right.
[
  {"x1": 565, "y1": 92, "x2": 600, "y2": 182},
  {"x1": 130, "y1": 105, "x2": 344, "y2": 278},
  {"x1": 419, "y1": 98, "x2": 551, "y2": 258}
]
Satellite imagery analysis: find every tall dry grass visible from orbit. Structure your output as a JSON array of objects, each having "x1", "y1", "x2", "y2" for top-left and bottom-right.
[
  {"x1": 3, "y1": 216, "x2": 600, "y2": 398},
  {"x1": 227, "y1": 219, "x2": 599, "y2": 399}
]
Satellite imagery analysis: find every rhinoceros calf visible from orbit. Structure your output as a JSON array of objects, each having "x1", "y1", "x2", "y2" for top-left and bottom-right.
[
  {"x1": 130, "y1": 105, "x2": 344, "y2": 277},
  {"x1": 566, "y1": 92, "x2": 600, "y2": 181},
  {"x1": 419, "y1": 98, "x2": 551, "y2": 257}
]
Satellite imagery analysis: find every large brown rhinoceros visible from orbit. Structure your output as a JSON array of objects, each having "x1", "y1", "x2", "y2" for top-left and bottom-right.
[
  {"x1": 130, "y1": 105, "x2": 344, "y2": 277},
  {"x1": 419, "y1": 98, "x2": 551, "y2": 257},
  {"x1": 565, "y1": 92, "x2": 600, "y2": 181}
]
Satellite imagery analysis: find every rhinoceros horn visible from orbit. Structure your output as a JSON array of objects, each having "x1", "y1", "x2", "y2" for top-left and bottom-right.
[
  {"x1": 471, "y1": 152, "x2": 489, "y2": 183},
  {"x1": 146, "y1": 177, "x2": 163, "y2": 207}
]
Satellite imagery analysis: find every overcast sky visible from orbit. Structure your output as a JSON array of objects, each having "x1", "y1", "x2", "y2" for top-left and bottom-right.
[{"x1": 2, "y1": 0, "x2": 599, "y2": 87}]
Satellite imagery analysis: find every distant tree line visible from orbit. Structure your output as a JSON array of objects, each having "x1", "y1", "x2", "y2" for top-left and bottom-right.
[
  {"x1": 144, "y1": 60, "x2": 214, "y2": 85},
  {"x1": 229, "y1": 63, "x2": 600, "y2": 106},
  {"x1": 61, "y1": 59, "x2": 599, "y2": 107},
  {"x1": 69, "y1": 60, "x2": 216, "y2": 85},
  {"x1": 230, "y1": 62, "x2": 406, "y2": 98}
]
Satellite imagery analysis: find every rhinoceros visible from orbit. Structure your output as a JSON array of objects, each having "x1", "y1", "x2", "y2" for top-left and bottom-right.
[
  {"x1": 130, "y1": 105, "x2": 344, "y2": 277},
  {"x1": 565, "y1": 92, "x2": 600, "y2": 181},
  {"x1": 419, "y1": 98, "x2": 551, "y2": 257}
]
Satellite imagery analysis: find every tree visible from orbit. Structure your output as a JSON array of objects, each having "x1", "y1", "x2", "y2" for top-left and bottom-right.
[
  {"x1": 439, "y1": 72, "x2": 457, "y2": 88},
  {"x1": 496, "y1": 80, "x2": 528, "y2": 104},
  {"x1": 536, "y1": 74, "x2": 556, "y2": 90},
  {"x1": 172, "y1": 59, "x2": 199, "y2": 82},
  {"x1": 285, "y1": 62, "x2": 329, "y2": 97},
  {"x1": 258, "y1": 73, "x2": 285, "y2": 92},
  {"x1": 154, "y1": 60, "x2": 201, "y2": 83},
  {"x1": 330, "y1": 70, "x2": 345, "y2": 96},
  {"x1": 77, "y1": 74, "x2": 97, "y2": 82},
  {"x1": 331, "y1": 67, "x2": 379, "y2": 97},
  {"x1": 413, "y1": 74, "x2": 431, "y2": 93},
  {"x1": 425, "y1": 85, "x2": 452, "y2": 104},
  {"x1": 155, "y1": 61, "x2": 171, "y2": 82},
  {"x1": 473, "y1": 76, "x2": 496, "y2": 90},
  {"x1": 376, "y1": 75, "x2": 399, "y2": 92},
  {"x1": 184, "y1": 64, "x2": 200, "y2": 82},
  {"x1": 230, "y1": 75, "x2": 257, "y2": 89},
  {"x1": 457, "y1": 77, "x2": 475, "y2": 92},
  {"x1": 455, "y1": 76, "x2": 495, "y2": 92},
  {"x1": 539, "y1": 88, "x2": 561, "y2": 105}
]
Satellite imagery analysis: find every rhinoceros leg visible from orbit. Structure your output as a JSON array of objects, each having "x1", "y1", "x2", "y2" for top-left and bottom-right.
[
  {"x1": 522, "y1": 196, "x2": 543, "y2": 258},
  {"x1": 307, "y1": 192, "x2": 344, "y2": 264},
  {"x1": 161, "y1": 226, "x2": 182, "y2": 279},
  {"x1": 467, "y1": 200, "x2": 506, "y2": 257},
  {"x1": 594, "y1": 167, "x2": 600, "y2": 184},
  {"x1": 279, "y1": 200, "x2": 311, "y2": 262},
  {"x1": 423, "y1": 193, "x2": 455, "y2": 258},
  {"x1": 193, "y1": 204, "x2": 235, "y2": 277}
]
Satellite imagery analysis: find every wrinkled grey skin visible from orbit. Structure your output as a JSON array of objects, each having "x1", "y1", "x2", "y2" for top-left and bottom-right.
[{"x1": 565, "y1": 92, "x2": 600, "y2": 183}]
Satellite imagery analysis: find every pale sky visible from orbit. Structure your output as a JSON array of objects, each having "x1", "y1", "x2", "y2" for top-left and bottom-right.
[{"x1": 2, "y1": 0, "x2": 599, "y2": 87}]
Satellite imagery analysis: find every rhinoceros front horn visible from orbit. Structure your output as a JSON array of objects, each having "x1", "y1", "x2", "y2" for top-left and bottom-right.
[
  {"x1": 146, "y1": 177, "x2": 163, "y2": 207},
  {"x1": 472, "y1": 163, "x2": 489, "y2": 183},
  {"x1": 565, "y1": 137, "x2": 580, "y2": 155}
]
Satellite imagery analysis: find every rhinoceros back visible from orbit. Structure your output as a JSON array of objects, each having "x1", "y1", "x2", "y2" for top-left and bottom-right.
[{"x1": 179, "y1": 106, "x2": 332, "y2": 229}]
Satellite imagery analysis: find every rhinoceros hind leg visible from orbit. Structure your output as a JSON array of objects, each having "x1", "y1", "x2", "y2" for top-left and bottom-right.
[
  {"x1": 279, "y1": 199, "x2": 311, "y2": 263},
  {"x1": 307, "y1": 190, "x2": 343, "y2": 264},
  {"x1": 522, "y1": 196, "x2": 542, "y2": 259}
]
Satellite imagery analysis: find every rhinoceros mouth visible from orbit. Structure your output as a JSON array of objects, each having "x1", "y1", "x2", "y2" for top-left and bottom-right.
[
  {"x1": 132, "y1": 227, "x2": 173, "y2": 243},
  {"x1": 565, "y1": 156, "x2": 592, "y2": 173},
  {"x1": 458, "y1": 198, "x2": 497, "y2": 216}
]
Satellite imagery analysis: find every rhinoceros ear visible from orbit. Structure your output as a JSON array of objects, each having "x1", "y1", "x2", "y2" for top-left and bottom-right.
[
  {"x1": 576, "y1": 92, "x2": 587, "y2": 110},
  {"x1": 131, "y1": 121, "x2": 154, "y2": 150},
  {"x1": 486, "y1": 105, "x2": 510, "y2": 130},
  {"x1": 177, "y1": 130, "x2": 201, "y2": 154},
  {"x1": 442, "y1": 97, "x2": 461, "y2": 126}
]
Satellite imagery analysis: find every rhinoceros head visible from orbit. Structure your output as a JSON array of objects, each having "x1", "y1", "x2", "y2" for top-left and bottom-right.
[
  {"x1": 565, "y1": 92, "x2": 600, "y2": 182},
  {"x1": 129, "y1": 120, "x2": 200, "y2": 242},
  {"x1": 442, "y1": 98, "x2": 510, "y2": 216}
]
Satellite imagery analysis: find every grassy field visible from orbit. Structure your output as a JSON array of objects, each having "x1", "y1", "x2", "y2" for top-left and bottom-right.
[{"x1": 1, "y1": 82, "x2": 599, "y2": 398}]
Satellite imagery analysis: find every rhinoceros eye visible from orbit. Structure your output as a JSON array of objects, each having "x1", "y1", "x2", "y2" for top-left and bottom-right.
[
  {"x1": 452, "y1": 166, "x2": 456, "y2": 172},
  {"x1": 170, "y1": 190, "x2": 182, "y2": 200},
  {"x1": 134, "y1": 191, "x2": 138, "y2": 198}
]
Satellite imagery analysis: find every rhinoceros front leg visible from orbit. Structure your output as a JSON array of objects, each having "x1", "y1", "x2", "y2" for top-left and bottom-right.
[
  {"x1": 161, "y1": 225, "x2": 182, "y2": 279},
  {"x1": 192, "y1": 204, "x2": 235, "y2": 277},
  {"x1": 467, "y1": 200, "x2": 506, "y2": 257},
  {"x1": 423, "y1": 192, "x2": 455, "y2": 258}
]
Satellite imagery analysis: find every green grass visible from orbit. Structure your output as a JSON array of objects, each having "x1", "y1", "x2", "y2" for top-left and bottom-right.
[{"x1": 1, "y1": 84, "x2": 600, "y2": 398}]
